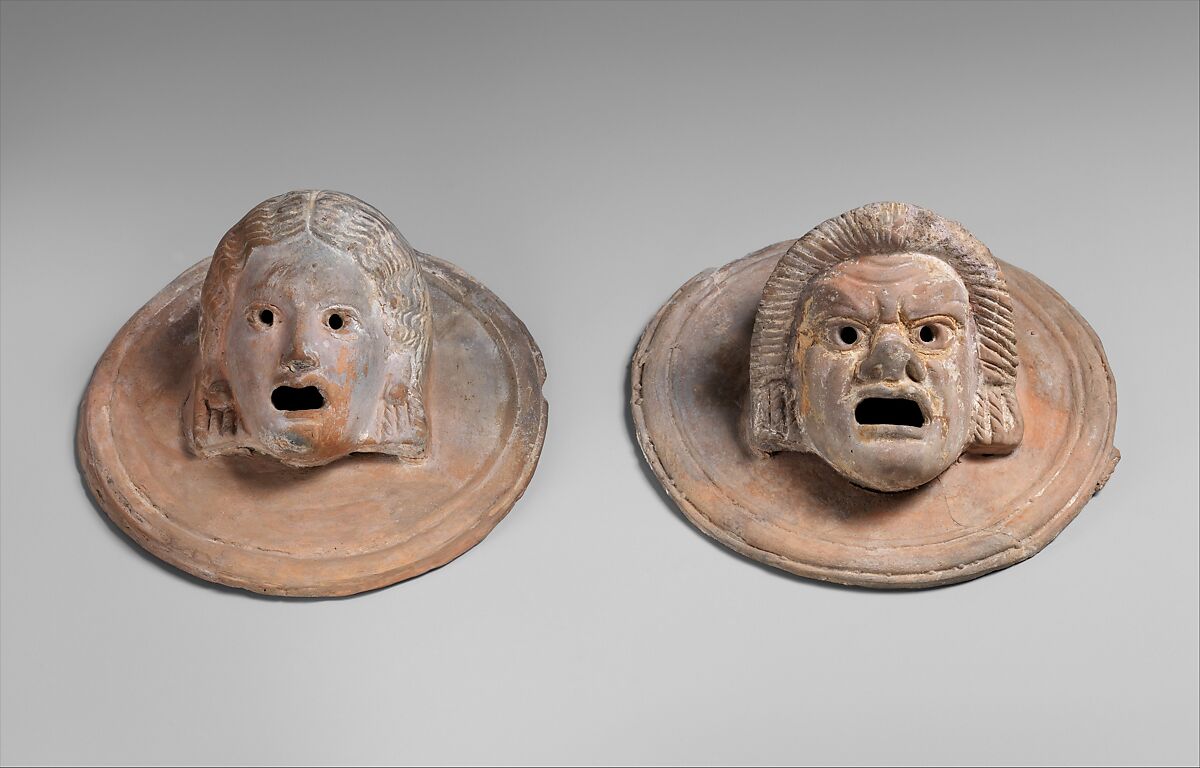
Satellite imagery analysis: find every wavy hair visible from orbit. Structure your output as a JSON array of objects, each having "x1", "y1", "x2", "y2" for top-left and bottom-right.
[
  {"x1": 748, "y1": 202, "x2": 1022, "y2": 455},
  {"x1": 189, "y1": 190, "x2": 431, "y2": 459}
]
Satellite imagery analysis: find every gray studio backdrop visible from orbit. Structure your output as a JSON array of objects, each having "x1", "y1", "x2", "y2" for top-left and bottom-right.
[{"x1": 1, "y1": 1, "x2": 1197, "y2": 765}]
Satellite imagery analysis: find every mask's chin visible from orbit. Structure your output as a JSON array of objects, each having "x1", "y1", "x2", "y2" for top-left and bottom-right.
[
  {"x1": 817, "y1": 401, "x2": 952, "y2": 492},
  {"x1": 844, "y1": 441, "x2": 945, "y2": 489},
  {"x1": 254, "y1": 392, "x2": 356, "y2": 468},
  {"x1": 237, "y1": 368, "x2": 393, "y2": 466},
  {"x1": 259, "y1": 429, "x2": 350, "y2": 467}
]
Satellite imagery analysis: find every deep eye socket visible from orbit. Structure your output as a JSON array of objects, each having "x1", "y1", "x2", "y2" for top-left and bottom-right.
[
  {"x1": 827, "y1": 321, "x2": 867, "y2": 350},
  {"x1": 249, "y1": 306, "x2": 277, "y2": 329},
  {"x1": 912, "y1": 318, "x2": 957, "y2": 350}
]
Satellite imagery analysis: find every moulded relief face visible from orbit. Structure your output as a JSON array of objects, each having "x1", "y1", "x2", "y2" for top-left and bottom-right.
[
  {"x1": 633, "y1": 200, "x2": 1116, "y2": 589},
  {"x1": 224, "y1": 239, "x2": 397, "y2": 466},
  {"x1": 81, "y1": 188, "x2": 549, "y2": 596},
  {"x1": 792, "y1": 253, "x2": 979, "y2": 492},
  {"x1": 189, "y1": 190, "x2": 432, "y2": 469},
  {"x1": 747, "y1": 203, "x2": 1025, "y2": 494}
]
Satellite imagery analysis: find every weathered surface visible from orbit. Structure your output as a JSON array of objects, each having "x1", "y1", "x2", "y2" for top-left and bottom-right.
[
  {"x1": 631, "y1": 240, "x2": 1118, "y2": 589},
  {"x1": 78, "y1": 251, "x2": 547, "y2": 597},
  {"x1": 189, "y1": 191, "x2": 433, "y2": 468},
  {"x1": 748, "y1": 203, "x2": 1021, "y2": 492}
]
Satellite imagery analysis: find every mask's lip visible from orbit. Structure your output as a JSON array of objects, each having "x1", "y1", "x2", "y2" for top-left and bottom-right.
[
  {"x1": 274, "y1": 371, "x2": 328, "y2": 389},
  {"x1": 851, "y1": 384, "x2": 933, "y2": 438},
  {"x1": 856, "y1": 422, "x2": 926, "y2": 440}
]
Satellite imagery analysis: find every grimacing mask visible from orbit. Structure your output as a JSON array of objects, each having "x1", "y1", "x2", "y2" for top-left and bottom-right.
[
  {"x1": 748, "y1": 203, "x2": 1023, "y2": 492},
  {"x1": 187, "y1": 190, "x2": 431, "y2": 468}
]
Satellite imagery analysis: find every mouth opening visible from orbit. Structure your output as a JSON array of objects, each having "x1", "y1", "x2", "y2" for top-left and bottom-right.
[
  {"x1": 855, "y1": 397, "x2": 925, "y2": 428},
  {"x1": 271, "y1": 386, "x2": 325, "y2": 411}
]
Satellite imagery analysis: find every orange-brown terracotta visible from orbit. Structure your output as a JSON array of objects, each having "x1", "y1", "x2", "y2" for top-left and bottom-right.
[
  {"x1": 78, "y1": 191, "x2": 547, "y2": 597},
  {"x1": 631, "y1": 204, "x2": 1118, "y2": 588}
]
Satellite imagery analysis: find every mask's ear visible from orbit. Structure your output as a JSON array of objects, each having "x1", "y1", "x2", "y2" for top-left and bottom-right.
[
  {"x1": 749, "y1": 327, "x2": 816, "y2": 456},
  {"x1": 187, "y1": 373, "x2": 243, "y2": 457},
  {"x1": 371, "y1": 349, "x2": 428, "y2": 460},
  {"x1": 967, "y1": 382, "x2": 1023, "y2": 454}
]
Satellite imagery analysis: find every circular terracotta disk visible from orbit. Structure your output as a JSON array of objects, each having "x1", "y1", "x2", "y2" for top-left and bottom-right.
[
  {"x1": 79, "y1": 255, "x2": 547, "y2": 597},
  {"x1": 631, "y1": 242, "x2": 1119, "y2": 589}
]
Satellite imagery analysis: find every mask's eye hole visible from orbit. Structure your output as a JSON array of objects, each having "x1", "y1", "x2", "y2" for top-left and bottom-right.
[
  {"x1": 327, "y1": 313, "x2": 344, "y2": 330},
  {"x1": 913, "y1": 320, "x2": 956, "y2": 349},
  {"x1": 839, "y1": 326, "x2": 859, "y2": 345},
  {"x1": 257, "y1": 309, "x2": 274, "y2": 326}
]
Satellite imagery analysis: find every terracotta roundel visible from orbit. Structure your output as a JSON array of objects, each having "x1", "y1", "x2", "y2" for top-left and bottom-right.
[
  {"x1": 78, "y1": 191, "x2": 547, "y2": 596},
  {"x1": 631, "y1": 203, "x2": 1118, "y2": 588}
]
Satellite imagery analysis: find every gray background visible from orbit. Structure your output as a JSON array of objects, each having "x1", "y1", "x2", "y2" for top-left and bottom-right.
[{"x1": 2, "y1": 1, "x2": 1197, "y2": 765}]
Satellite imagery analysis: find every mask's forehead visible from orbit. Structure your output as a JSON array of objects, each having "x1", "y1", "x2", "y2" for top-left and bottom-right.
[
  {"x1": 236, "y1": 237, "x2": 376, "y2": 312},
  {"x1": 802, "y1": 253, "x2": 971, "y2": 323}
]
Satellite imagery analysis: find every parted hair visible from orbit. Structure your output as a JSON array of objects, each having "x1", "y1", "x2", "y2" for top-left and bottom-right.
[
  {"x1": 748, "y1": 202, "x2": 1022, "y2": 455},
  {"x1": 190, "y1": 190, "x2": 431, "y2": 458}
]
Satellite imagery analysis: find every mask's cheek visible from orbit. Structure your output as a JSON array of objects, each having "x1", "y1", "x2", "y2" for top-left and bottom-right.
[
  {"x1": 325, "y1": 338, "x2": 386, "y2": 440},
  {"x1": 801, "y1": 349, "x2": 855, "y2": 417},
  {"x1": 225, "y1": 329, "x2": 279, "y2": 431},
  {"x1": 925, "y1": 352, "x2": 974, "y2": 449},
  {"x1": 919, "y1": 360, "x2": 949, "y2": 421},
  {"x1": 797, "y1": 348, "x2": 859, "y2": 459}
]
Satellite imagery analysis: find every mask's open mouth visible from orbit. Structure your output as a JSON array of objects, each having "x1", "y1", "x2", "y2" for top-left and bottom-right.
[
  {"x1": 855, "y1": 397, "x2": 925, "y2": 428},
  {"x1": 271, "y1": 386, "x2": 325, "y2": 412}
]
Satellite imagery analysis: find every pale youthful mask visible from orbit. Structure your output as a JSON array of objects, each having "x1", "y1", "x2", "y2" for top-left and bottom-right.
[
  {"x1": 223, "y1": 237, "x2": 395, "y2": 466},
  {"x1": 792, "y1": 253, "x2": 979, "y2": 492}
]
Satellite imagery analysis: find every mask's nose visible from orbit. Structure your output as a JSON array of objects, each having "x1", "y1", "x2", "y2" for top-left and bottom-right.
[
  {"x1": 856, "y1": 328, "x2": 926, "y2": 383},
  {"x1": 281, "y1": 325, "x2": 319, "y2": 374}
]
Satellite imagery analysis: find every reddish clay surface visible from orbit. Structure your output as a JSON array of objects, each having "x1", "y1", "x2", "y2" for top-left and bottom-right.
[
  {"x1": 631, "y1": 240, "x2": 1118, "y2": 588},
  {"x1": 79, "y1": 254, "x2": 547, "y2": 596}
]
